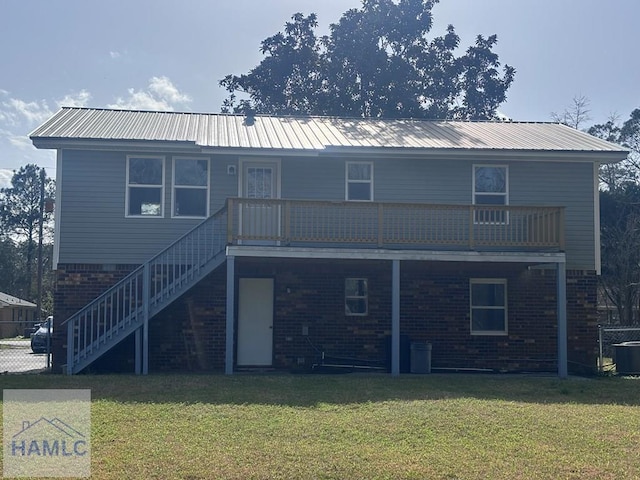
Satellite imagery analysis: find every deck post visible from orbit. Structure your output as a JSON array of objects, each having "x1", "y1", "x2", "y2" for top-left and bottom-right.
[
  {"x1": 225, "y1": 255, "x2": 235, "y2": 375},
  {"x1": 391, "y1": 259, "x2": 400, "y2": 376},
  {"x1": 142, "y1": 263, "x2": 150, "y2": 375},
  {"x1": 135, "y1": 327, "x2": 141, "y2": 375},
  {"x1": 557, "y1": 261, "x2": 568, "y2": 378},
  {"x1": 227, "y1": 198, "x2": 234, "y2": 244}
]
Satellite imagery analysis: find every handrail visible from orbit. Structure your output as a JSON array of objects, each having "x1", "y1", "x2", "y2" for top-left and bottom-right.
[{"x1": 64, "y1": 204, "x2": 229, "y2": 373}]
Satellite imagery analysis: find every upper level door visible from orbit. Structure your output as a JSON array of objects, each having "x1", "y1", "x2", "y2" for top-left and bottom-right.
[{"x1": 239, "y1": 159, "x2": 281, "y2": 241}]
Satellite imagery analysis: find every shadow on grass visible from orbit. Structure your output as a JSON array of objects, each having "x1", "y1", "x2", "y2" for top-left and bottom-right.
[{"x1": 1, "y1": 372, "x2": 639, "y2": 407}]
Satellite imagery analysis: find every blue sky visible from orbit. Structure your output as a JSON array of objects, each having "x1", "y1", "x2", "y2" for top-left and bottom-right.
[{"x1": 1, "y1": 0, "x2": 638, "y2": 188}]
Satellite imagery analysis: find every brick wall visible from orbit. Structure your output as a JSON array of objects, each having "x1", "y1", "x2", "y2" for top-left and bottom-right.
[
  {"x1": 234, "y1": 259, "x2": 597, "y2": 374},
  {"x1": 148, "y1": 266, "x2": 227, "y2": 371},
  {"x1": 567, "y1": 269, "x2": 598, "y2": 373},
  {"x1": 53, "y1": 259, "x2": 598, "y2": 374}
]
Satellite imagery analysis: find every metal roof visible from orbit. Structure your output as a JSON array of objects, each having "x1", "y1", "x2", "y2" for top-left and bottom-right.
[
  {"x1": 0, "y1": 292, "x2": 36, "y2": 309},
  {"x1": 30, "y1": 107, "x2": 629, "y2": 158}
]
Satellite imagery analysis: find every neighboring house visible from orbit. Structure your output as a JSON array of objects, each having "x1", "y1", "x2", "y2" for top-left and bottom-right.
[
  {"x1": 30, "y1": 107, "x2": 628, "y2": 376},
  {"x1": 0, "y1": 292, "x2": 36, "y2": 338}
]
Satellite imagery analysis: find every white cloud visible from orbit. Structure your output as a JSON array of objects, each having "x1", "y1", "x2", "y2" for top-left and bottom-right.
[
  {"x1": 108, "y1": 76, "x2": 192, "y2": 111},
  {"x1": 148, "y1": 76, "x2": 191, "y2": 105},
  {"x1": 0, "y1": 169, "x2": 13, "y2": 189},
  {"x1": 57, "y1": 90, "x2": 91, "y2": 108},
  {"x1": 109, "y1": 51, "x2": 121, "y2": 59},
  {"x1": 7, "y1": 134, "x2": 32, "y2": 150},
  {"x1": 0, "y1": 97, "x2": 53, "y2": 126},
  {"x1": 0, "y1": 89, "x2": 91, "y2": 129}
]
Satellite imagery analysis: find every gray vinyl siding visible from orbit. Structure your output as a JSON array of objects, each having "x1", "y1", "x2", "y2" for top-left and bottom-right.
[
  {"x1": 58, "y1": 150, "x2": 238, "y2": 264},
  {"x1": 510, "y1": 161, "x2": 595, "y2": 269},
  {"x1": 58, "y1": 150, "x2": 597, "y2": 270},
  {"x1": 281, "y1": 157, "x2": 345, "y2": 200}
]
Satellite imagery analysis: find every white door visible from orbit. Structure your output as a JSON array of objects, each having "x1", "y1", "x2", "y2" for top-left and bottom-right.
[
  {"x1": 240, "y1": 160, "x2": 280, "y2": 240},
  {"x1": 237, "y1": 278, "x2": 274, "y2": 366}
]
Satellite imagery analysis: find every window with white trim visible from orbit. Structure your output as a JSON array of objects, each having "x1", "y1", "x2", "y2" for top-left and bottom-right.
[
  {"x1": 473, "y1": 165, "x2": 508, "y2": 223},
  {"x1": 345, "y1": 278, "x2": 368, "y2": 316},
  {"x1": 172, "y1": 157, "x2": 209, "y2": 218},
  {"x1": 126, "y1": 156, "x2": 164, "y2": 217},
  {"x1": 470, "y1": 279, "x2": 507, "y2": 335},
  {"x1": 346, "y1": 162, "x2": 373, "y2": 201}
]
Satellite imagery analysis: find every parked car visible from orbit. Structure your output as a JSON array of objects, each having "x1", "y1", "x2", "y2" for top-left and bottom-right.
[{"x1": 30, "y1": 316, "x2": 53, "y2": 354}]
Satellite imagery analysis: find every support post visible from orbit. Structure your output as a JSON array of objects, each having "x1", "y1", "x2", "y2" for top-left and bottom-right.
[
  {"x1": 557, "y1": 262, "x2": 568, "y2": 378},
  {"x1": 142, "y1": 264, "x2": 150, "y2": 375},
  {"x1": 391, "y1": 259, "x2": 400, "y2": 376},
  {"x1": 135, "y1": 327, "x2": 141, "y2": 375},
  {"x1": 225, "y1": 255, "x2": 235, "y2": 375}
]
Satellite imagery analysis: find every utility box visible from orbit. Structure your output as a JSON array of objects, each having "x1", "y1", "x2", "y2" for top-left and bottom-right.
[
  {"x1": 410, "y1": 342, "x2": 432, "y2": 374},
  {"x1": 614, "y1": 341, "x2": 640, "y2": 375}
]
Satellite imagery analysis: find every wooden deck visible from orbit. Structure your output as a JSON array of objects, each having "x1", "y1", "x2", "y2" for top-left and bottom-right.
[{"x1": 226, "y1": 198, "x2": 565, "y2": 251}]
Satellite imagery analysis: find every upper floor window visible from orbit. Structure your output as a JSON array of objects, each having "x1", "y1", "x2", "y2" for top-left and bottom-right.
[
  {"x1": 470, "y1": 279, "x2": 508, "y2": 335},
  {"x1": 172, "y1": 158, "x2": 209, "y2": 218},
  {"x1": 126, "y1": 156, "x2": 164, "y2": 217},
  {"x1": 473, "y1": 165, "x2": 508, "y2": 223},
  {"x1": 345, "y1": 278, "x2": 368, "y2": 316},
  {"x1": 346, "y1": 162, "x2": 373, "y2": 201}
]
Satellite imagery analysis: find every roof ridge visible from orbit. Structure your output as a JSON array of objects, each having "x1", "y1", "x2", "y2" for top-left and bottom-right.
[{"x1": 58, "y1": 107, "x2": 566, "y2": 125}]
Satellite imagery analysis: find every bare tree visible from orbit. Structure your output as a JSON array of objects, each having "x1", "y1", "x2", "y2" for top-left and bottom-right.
[
  {"x1": 600, "y1": 188, "x2": 640, "y2": 324},
  {"x1": 551, "y1": 94, "x2": 591, "y2": 130}
]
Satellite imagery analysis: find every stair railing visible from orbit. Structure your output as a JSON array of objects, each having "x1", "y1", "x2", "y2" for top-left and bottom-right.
[{"x1": 64, "y1": 205, "x2": 228, "y2": 374}]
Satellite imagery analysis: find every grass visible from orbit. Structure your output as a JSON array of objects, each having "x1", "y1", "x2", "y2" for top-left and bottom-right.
[{"x1": 1, "y1": 373, "x2": 640, "y2": 479}]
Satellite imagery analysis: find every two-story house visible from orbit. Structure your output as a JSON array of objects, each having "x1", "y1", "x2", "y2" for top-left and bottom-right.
[{"x1": 30, "y1": 107, "x2": 628, "y2": 376}]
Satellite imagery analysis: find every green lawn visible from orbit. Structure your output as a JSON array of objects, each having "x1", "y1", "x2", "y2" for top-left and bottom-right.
[{"x1": 1, "y1": 374, "x2": 639, "y2": 479}]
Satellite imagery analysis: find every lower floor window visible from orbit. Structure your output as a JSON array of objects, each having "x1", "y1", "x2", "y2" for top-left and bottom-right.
[
  {"x1": 470, "y1": 279, "x2": 507, "y2": 335},
  {"x1": 345, "y1": 278, "x2": 368, "y2": 316}
]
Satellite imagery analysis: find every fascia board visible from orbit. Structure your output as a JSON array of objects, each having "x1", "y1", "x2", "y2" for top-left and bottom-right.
[{"x1": 30, "y1": 138, "x2": 200, "y2": 152}]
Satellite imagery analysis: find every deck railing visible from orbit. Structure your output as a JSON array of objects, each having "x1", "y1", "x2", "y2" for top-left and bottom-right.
[{"x1": 227, "y1": 198, "x2": 565, "y2": 250}]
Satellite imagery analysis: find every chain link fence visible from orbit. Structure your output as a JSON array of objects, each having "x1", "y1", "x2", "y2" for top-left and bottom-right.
[
  {"x1": 0, "y1": 320, "x2": 51, "y2": 373},
  {"x1": 598, "y1": 325, "x2": 640, "y2": 373}
]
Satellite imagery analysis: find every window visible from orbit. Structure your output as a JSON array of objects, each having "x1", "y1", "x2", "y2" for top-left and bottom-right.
[
  {"x1": 473, "y1": 165, "x2": 508, "y2": 223},
  {"x1": 172, "y1": 157, "x2": 209, "y2": 218},
  {"x1": 346, "y1": 162, "x2": 373, "y2": 201},
  {"x1": 470, "y1": 279, "x2": 507, "y2": 335},
  {"x1": 126, "y1": 156, "x2": 164, "y2": 217},
  {"x1": 246, "y1": 166, "x2": 274, "y2": 199},
  {"x1": 345, "y1": 278, "x2": 368, "y2": 316}
]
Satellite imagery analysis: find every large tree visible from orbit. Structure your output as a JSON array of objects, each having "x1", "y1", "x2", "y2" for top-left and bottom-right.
[
  {"x1": 220, "y1": 0, "x2": 515, "y2": 119},
  {"x1": 600, "y1": 185, "x2": 640, "y2": 325},
  {"x1": 587, "y1": 107, "x2": 640, "y2": 324},
  {"x1": 0, "y1": 164, "x2": 55, "y2": 300},
  {"x1": 589, "y1": 109, "x2": 640, "y2": 192}
]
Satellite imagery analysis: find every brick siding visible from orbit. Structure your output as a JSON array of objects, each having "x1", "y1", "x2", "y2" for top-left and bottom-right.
[{"x1": 53, "y1": 259, "x2": 597, "y2": 374}]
